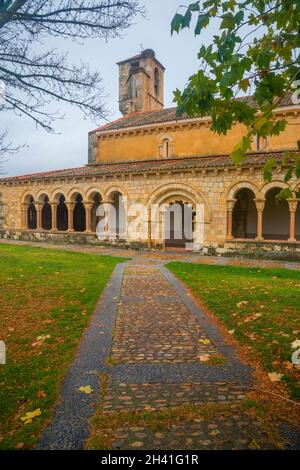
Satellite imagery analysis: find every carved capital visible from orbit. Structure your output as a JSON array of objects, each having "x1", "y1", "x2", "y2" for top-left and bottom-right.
[
  {"x1": 288, "y1": 198, "x2": 299, "y2": 213},
  {"x1": 254, "y1": 198, "x2": 266, "y2": 212},
  {"x1": 227, "y1": 199, "x2": 236, "y2": 212}
]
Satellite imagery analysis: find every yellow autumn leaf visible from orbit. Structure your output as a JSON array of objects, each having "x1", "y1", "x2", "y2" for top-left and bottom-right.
[
  {"x1": 199, "y1": 339, "x2": 211, "y2": 345},
  {"x1": 268, "y1": 372, "x2": 283, "y2": 383},
  {"x1": 237, "y1": 301, "x2": 248, "y2": 308},
  {"x1": 20, "y1": 409, "x2": 42, "y2": 425},
  {"x1": 79, "y1": 385, "x2": 93, "y2": 394}
]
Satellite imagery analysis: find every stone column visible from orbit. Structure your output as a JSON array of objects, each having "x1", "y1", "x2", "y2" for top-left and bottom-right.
[
  {"x1": 51, "y1": 203, "x2": 57, "y2": 231},
  {"x1": 288, "y1": 199, "x2": 299, "y2": 242},
  {"x1": 21, "y1": 203, "x2": 28, "y2": 229},
  {"x1": 36, "y1": 203, "x2": 42, "y2": 230},
  {"x1": 84, "y1": 201, "x2": 93, "y2": 233},
  {"x1": 255, "y1": 198, "x2": 265, "y2": 241},
  {"x1": 66, "y1": 202, "x2": 75, "y2": 232},
  {"x1": 226, "y1": 199, "x2": 236, "y2": 240}
]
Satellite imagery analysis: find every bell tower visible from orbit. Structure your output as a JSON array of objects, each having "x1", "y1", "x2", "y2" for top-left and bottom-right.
[{"x1": 118, "y1": 49, "x2": 165, "y2": 116}]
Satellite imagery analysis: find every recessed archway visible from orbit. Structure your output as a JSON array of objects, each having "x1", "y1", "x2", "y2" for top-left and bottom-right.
[
  {"x1": 27, "y1": 197, "x2": 37, "y2": 230},
  {"x1": 73, "y1": 193, "x2": 86, "y2": 232},
  {"x1": 87, "y1": 191, "x2": 103, "y2": 233},
  {"x1": 55, "y1": 194, "x2": 68, "y2": 232},
  {"x1": 232, "y1": 189, "x2": 257, "y2": 239},
  {"x1": 263, "y1": 187, "x2": 290, "y2": 241},
  {"x1": 39, "y1": 194, "x2": 52, "y2": 231}
]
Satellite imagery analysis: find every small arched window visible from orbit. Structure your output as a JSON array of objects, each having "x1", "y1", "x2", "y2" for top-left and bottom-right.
[
  {"x1": 158, "y1": 136, "x2": 174, "y2": 159},
  {"x1": 256, "y1": 136, "x2": 268, "y2": 151}
]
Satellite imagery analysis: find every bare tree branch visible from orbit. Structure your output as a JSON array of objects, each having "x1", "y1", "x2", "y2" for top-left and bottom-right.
[{"x1": 0, "y1": 0, "x2": 144, "y2": 165}]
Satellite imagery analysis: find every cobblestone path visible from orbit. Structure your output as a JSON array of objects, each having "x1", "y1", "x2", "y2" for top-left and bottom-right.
[
  {"x1": 38, "y1": 256, "x2": 283, "y2": 450},
  {"x1": 99, "y1": 260, "x2": 278, "y2": 450}
]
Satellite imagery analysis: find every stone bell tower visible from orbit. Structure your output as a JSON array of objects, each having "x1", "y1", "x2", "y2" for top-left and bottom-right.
[{"x1": 118, "y1": 49, "x2": 165, "y2": 116}]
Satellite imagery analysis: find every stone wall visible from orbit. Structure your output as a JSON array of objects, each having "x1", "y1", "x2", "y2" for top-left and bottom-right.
[
  {"x1": 0, "y1": 162, "x2": 299, "y2": 254},
  {"x1": 94, "y1": 110, "x2": 300, "y2": 164}
]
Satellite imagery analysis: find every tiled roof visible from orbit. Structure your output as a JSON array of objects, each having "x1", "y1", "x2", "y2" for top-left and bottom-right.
[
  {"x1": 0, "y1": 151, "x2": 296, "y2": 184},
  {"x1": 93, "y1": 93, "x2": 296, "y2": 133}
]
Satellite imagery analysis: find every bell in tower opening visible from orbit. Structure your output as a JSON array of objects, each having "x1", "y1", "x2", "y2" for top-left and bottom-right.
[{"x1": 117, "y1": 49, "x2": 165, "y2": 116}]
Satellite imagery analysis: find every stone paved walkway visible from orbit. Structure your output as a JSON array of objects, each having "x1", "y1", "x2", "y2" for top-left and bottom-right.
[
  {"x1": 99, "y1": 259, "x2": 279, "y2": 450},
  {"x1": 36, "y1": 250, "x2": 296, "y2": 450}
]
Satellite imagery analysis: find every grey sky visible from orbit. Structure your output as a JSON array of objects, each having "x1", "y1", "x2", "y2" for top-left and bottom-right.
[{"x1": 2, "y1": 0, "x2": 208, "y2": 177}]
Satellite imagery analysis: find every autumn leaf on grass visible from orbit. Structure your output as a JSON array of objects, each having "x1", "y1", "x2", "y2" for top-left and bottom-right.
[
  {"x1": 21, "y1": 409, "x2": 42, "y2": 425},
  {"x1": 292, "y1": 339, "x2": 300, "y2": 349},
  {"x1": 199, "y1": 339, "x2": 211, "y2": 345},
  {"x1": 79, "y1": 386, "x2": 93, "y2": 394},
  {"x1": 228, "y1": 329, "x2": 235, "y2": 335},
  {"x1": 268, "y1": 372, "x2": 283, "y2": 383},
  {"x1": 37, "y1": 390, "x2": 47, "y2": 399},
  {"x1": 237, "y1": 301, "x2": 248, "y2": 308},
  {"x1": 32, "y1": 334, "x2": 51, "y2": 347}
]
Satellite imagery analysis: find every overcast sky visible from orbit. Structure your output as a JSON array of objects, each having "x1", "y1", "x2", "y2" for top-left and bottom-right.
[{"x1": 2, "y1": 0, "x2": 209, "y2": 177}]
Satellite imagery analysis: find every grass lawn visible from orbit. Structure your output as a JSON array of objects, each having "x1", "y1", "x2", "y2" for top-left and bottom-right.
[
  {"x1": 167, "y1": 262, "x2": 300, "y2": 400},
  {"x1": 0, "y1": 243, "x2": 127, "y2": 450}
]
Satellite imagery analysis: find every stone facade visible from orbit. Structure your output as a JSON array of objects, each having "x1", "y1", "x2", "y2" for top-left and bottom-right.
[{"x1": 0, "y1": 50, "x2": 300, "y2": 258}]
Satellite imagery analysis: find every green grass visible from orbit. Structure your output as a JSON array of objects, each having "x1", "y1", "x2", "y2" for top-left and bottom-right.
[
  {"x1": 0, "y1": 243, "x2": 127, "y2": 449},
  {"x1": 167, "y1": 262, "x2": 300, "y2": 399}
]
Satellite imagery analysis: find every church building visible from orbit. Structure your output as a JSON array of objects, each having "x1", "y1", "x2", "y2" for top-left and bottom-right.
[{"x1": 0, "y1": 49, "x2": 300, "y2": 256}]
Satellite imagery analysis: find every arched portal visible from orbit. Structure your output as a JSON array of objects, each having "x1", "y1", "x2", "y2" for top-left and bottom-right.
[
  {"x1": 148, "y1": 183, "x2": 210, "y2": 250},
  {"x1": 40, "y1": 195, "x2": 52, "y2": 230},
  {"x1": 232, "y1": 189, "x2": 257, "y2": 239},
  {"x1": 27, "y1": 197, "x2": 37, "y2": 230},
  {"x1": 56, "y1": 195, "x2": 68, "y2": 231},
  {"x1": 263, "y1": 188, "x2": 290, "y2": 240},
  {"x1": 165, "y1": 201, "x2": 195, "y2": 248},
  {"x1": 73, "y1": 194, "x2": 86, "y2": 232}
]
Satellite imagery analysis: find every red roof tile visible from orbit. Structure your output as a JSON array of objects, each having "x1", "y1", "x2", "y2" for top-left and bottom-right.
[
  {"x1": 92, "y1": 93, "x2": 297, "y2": 134},
  {"x1": 0, "y1": 151, "x2": 297, "y2": 184}
]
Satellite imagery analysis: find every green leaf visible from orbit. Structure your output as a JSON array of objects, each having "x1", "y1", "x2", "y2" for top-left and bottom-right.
[
  {"x1": 230, "y1": 136, "x2": 251, "y2": 165},
  {"x1": 189, "y1": 2, "x2": 200, "y2": 12},
  {"x1": 171, "y1": 13, "x2": 184, "y2": 34},
  {"x1": 284, "y1": 167, "x2": 294, "y2": 183},
  {"x1": 195, "y1": 14, "x2": 210, "y2": 35},
  {"x1": 276, "y1": 188, "x2": 294, "y2": 202},
  {"x1": 263, "y1": 158, "x2": 276, "y2": 182},
  {"x1": 240, "y1": 78, "x2": 250, "y2": 92},
  {"x1": 183, "y1": 8, "x2": 192, "y2": 28},
  {"x1": 220, "y1": 13, "x2": 235, "y2": 30},
  {"x1": 295, "y1": 157, "x2": 300, "y2": 179}
]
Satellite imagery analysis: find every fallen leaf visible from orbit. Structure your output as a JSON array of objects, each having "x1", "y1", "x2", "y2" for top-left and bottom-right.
[
  {"x1": 209, "y1": 430, "x2": 221, "y2": 437},
  {"x1": 79, "y1": 386, "x2": 93, "y2": 394},
  {"x1": 228, "y1": 330, "x2": 235, "y2": 335},
  {"x1": 268, "y1": 372, "x2": 283, "y2": 383},
  {"x1": 20, "y1": 409, "x2": 42, "y2": 425},
  {"x1": 237, "y1": 301, "x2": 248, "y2": 308},
  {"x1": 199, "y1": 339, "x2": 211, "y2": 345},
  {"x1": 291, "y1": 339, "x2": 300, "y2": 349},
  {"x1": 198, "y1": 354, "x2": 211, "y2": 362},
  {"x1": 32, "y1": 334, "x2": 51, "y2": 347},
  {"x1": 16, "y1": 443, "x2": 24, "y2": 449},
  {"x1": 37, "y1": 390, "x2": 47, "y2": 399}
]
